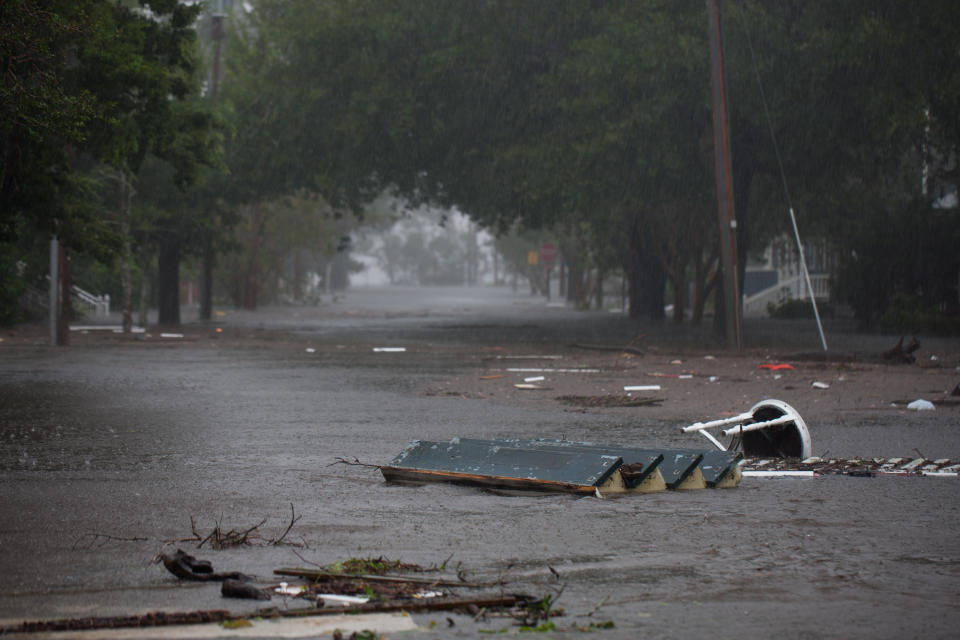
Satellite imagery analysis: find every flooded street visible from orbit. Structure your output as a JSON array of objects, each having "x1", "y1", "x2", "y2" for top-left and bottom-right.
[{"x1": 1, "y1": 287, "x2": 958, "y2": 638}]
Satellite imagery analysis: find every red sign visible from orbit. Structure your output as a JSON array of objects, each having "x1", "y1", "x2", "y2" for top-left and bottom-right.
[{"x1": 539, "y1": 242, "x2": 557, "y2": 265}]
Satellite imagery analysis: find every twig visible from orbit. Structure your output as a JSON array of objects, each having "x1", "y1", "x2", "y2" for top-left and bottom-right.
[
  {"x1": 272, "y1": 503, "x2": 302, "y2": 546},
  {"x1": 72, "y1": 532, "x2": 148, "y2": 550},
  {"x1": 584, "y1": 594, "x2": 610, "y2": 617},
  {"x1": 291, "y1": 548, "x2": 324, "y2": 568},
  {"x1": 328, "y1": 456, "x2": 381, "y2": 469}
]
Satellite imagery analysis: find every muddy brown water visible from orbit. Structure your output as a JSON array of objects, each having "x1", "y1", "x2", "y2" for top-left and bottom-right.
[{"x1": 1, "y1": 287, "x2": 958, "y2": 638}]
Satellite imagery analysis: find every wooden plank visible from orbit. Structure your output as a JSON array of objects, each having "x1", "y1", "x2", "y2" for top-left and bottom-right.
[
  {"x1": 380, "y1": 466, "x2": 600, "y2": 494},
  {"x1": 388, "y1": 439, "x2": 622, "y2": 488}
]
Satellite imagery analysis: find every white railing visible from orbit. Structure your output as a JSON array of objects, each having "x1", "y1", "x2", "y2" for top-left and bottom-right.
[
  {"x1": 71, "y1": 285, "x2": 111, "y2": 318},
  {"x1": 743, "y1": 274, "x2": 830, "y2": 317}
]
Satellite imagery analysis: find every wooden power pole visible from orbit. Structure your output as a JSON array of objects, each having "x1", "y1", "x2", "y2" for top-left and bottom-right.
[{"x1": 707, "y1": 0, "x2": 743, "y2": 351}]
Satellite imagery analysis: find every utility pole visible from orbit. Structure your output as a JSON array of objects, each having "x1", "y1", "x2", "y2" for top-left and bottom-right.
[{"x1": 707, "y1": 0, "x2": 742, "y2": 351}]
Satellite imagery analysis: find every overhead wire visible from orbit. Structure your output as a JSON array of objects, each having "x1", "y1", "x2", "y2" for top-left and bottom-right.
[{"x1": 732, "y1": 2, "x2": 828, "y2": 351}]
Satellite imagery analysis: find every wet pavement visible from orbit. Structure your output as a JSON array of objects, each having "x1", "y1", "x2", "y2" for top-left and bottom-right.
[{"x1": 1, "y1": 286, "x2": 958, "y2": 638}]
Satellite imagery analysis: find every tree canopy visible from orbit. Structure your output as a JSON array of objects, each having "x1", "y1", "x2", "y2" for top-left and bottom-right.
[{"x1": 4, "y1": 0, "x2": 959, "y2": 331}]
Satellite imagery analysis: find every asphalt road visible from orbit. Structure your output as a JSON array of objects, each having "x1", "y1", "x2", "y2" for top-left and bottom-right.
[{"x1": 1, "y1": 286, "x2": 958, "y2": 639}]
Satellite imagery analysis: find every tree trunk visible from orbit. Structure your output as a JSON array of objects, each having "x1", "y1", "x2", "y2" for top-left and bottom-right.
[
  {"x1": 626, "y1": 215, "x2": 666, "y2": 320},
  {"x1": 200, "y1": 233, "x2": 214, "y2": 320},
  {"x1": 671, "y1": 270, "x2": 686, "y2": 324},
  {"x1": 118, "y1": 169, "x2": 134, "y2": 333},
  {"x1": 594, "y1": 268, "x2": 604, "y2": 309},
  {"x1": 157, "y1": 236, "x2": 180, "y2": 325},
  {"x1": 57, "y1": 244, "x2": 70, "y2": 346},
  {"x1": 243, "y1": 202, "x2": 263, "y2": 310},
  {"x1": 137, "y1": 254, "x2": 150, "y2": 328},
  {"x1": 691, "y1": 247, "x2": 718, "y2": 326}
]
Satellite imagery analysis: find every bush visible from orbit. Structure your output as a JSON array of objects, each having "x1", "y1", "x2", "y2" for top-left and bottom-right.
[
  {"x1": 879, "y1": 294, "x2": 960, "y2": 335},
  {"x1": 767, "y1": 298, "x2": 833, "y2": 319}
]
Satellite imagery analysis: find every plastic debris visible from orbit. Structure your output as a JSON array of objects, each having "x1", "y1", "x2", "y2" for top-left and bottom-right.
[
  {"x1": 759, "y1": 363, "x2": 794, "y2": 371},
  {"x1": 523, "y1": 376, "x2": 545, "y2": 382},
  {"x1": 373, "y1": 347, "x2": 406, "y2": 352},
  {"x1": 682, "y1": 399, "x2": 812, "y2": 460},
  {"x1": 160, "y1": 332, "x2": 184, "y2": 338},
  {"x1": 305, "y1": 347, "x2": 316, "y2": 353},
  {"x1": 514, "y1": 383, "x2": 548, "y2": 390},
  {"x1": 275, "y1": 582, "x2": 304, "y2": 596},
  {"x1": 319, "y1": 594, "x2": 370, "y2": 606},
  {"x1": 811, "y1": 381, "x2": 830, "y2": 389},
  {"x1": 624, "y1": 385, "x2": 660, "y2": 391},
  {"x1": 907, "y1": 399, "x2": 935, "y2": 411}
]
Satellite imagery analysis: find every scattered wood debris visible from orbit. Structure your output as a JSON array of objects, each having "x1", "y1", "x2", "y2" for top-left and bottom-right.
[{"x1": 556, "y1": 394, "x2": 663, "y2": 408}]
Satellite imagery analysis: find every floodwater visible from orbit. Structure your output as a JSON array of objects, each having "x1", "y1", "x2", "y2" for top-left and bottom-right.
[{"x1": 0, "y1": 286, "x2": 958, "y2": 638}]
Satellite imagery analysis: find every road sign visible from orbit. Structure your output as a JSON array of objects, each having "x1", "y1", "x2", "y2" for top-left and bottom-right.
[{"x1": 539, "y1": 242, "x2": 557, "y2": 265}]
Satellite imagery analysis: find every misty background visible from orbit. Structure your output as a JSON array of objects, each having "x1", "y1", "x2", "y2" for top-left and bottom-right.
[{"x1": 2, "y1": 0, "x2": 958, "y2": 339}]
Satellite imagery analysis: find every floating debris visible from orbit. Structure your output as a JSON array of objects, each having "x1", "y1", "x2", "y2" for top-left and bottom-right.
[
  {"x1": 380, "y1": 438, "x2": 742, "y2": 496},
  {"x1": 741, "y1": 457, "x2": 956, "y2": 478},
  {"x1": 682, "y1": 399, "x2": 812, "y2": 459},
  {"x1": 556, "y1": 395, "x2": 662, "y2": 408}
]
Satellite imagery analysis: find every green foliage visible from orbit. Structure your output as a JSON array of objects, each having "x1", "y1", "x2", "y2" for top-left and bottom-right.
[
  {"x1": 0, "y1": 240, "x2": 27, "y2": 325},
  {"x1": 519, "y1": 620, "x2": 556, "y2": 633},
  {"x1": 7, "y1": 0, "x2": 960, "y2": 326},
  {"x1": 325, "y1": 556, "x2": 422, "y2": 575},
  {"x1": 879, "y1": 294, "x2": 960, "y2": 336},
  {"x1": 767, "y1": 298, "x2": 834, "y2": 320}
]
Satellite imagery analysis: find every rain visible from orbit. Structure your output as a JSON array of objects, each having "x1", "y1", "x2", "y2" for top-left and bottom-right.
[{"x1": 1, "y1": 1, "x2": 959, "y2": 638}]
